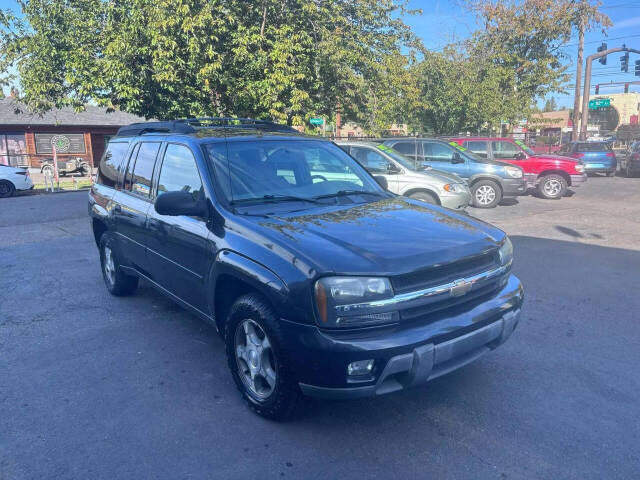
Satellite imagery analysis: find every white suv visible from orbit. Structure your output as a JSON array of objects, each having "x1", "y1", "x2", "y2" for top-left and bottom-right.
[{"x1": 0, "y1": 165, "x2": 33, "y2": 198}]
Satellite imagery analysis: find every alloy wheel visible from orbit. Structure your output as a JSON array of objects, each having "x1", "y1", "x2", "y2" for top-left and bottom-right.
[
  {"x1": 103, "y1": 246, "x2": 116, "y2": 285},
  {"x1": 235, "y1": 319, "x2": 277, "y2": 399},
  {"x1": 475, "y1": 185, "x2": 496, "y2": 205},
  {"x1": 543, "y1": 179, "x2": 562, "y2": 197}
]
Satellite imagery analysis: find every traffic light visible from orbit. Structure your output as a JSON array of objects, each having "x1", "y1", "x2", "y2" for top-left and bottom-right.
[
  {"x1": 595, "y1": 84, "x2": 599, "y2": 94},
  {"x1": 598, "y1": 43, "x2": 608, "y2": 65},
  {"x1": 621, "y1": 52, "x2": 629, "y2": 72},
  {"x1": 635, "y1": 60, "x2": 640, "y2": 77},
  {"x1": 625, "y1": 83, "x2": 629, "y2": 93}
]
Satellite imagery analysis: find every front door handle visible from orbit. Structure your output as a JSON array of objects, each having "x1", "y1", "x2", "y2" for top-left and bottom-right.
[{"x1": 113, "y1": 204, "x2": 122, "y2": 213}]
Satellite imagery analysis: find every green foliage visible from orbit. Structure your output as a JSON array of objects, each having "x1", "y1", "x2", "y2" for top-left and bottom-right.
[
  {"x1": 0, "y1": 0, "x2": 418, "y2": 125},
  {"x1": 543, "y1": 97, "x2": 558, "y2": 112}
]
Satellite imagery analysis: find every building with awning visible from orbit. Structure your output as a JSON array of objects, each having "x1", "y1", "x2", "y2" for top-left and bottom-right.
[{"x1": 0, "y1": 97, "x2": 144, "y2": 168}]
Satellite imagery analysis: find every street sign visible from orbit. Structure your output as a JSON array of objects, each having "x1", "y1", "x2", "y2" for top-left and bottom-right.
[
  {"x1": 589, "y1": 98, "x2": 610, "y2": 110},
  {"x1": 310, "y1": 117, "x2": 324, "y2": 125}
]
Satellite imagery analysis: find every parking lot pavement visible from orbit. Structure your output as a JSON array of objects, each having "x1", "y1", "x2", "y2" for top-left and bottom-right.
[{"x1": 1, "y1": 178, "x2": 639, "y2": 480}]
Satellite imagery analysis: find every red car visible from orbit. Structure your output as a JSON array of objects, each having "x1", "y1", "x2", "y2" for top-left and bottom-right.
[{"x1": 449, "y1": 137, "x2": 586, "y2": 200}]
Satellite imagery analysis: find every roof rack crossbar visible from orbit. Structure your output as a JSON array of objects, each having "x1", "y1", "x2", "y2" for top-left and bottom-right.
[{"x1": 116, "y1": 117, "x2": 297, "y2": 136}]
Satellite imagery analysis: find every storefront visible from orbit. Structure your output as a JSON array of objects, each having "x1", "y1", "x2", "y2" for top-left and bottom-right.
[{"x1": 0, "y1": 98, "x2": 144, "y2": 168}]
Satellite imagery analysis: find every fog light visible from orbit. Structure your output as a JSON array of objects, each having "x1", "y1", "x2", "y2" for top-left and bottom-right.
[{"x1": 347, "y1": 359, "x2": 374, "y2": 376}]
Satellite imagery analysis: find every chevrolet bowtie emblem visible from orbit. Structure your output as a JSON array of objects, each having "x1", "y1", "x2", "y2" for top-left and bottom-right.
[{"x1": 450, "y1": 279, "x2": 473, "y2": 297}]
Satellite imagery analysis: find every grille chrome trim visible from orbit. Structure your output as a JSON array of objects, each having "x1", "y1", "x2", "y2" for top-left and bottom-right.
[{"x1": 335, "y1": 264, "x2": 510, "y2": 316}]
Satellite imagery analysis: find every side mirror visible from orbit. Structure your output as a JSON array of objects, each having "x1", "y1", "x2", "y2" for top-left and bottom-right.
[
  {"x1": 387, "y1": 163, "x2": 401, "y2": 174},
  {"x1": 514, "y1": 151, "x2": 527, "y2": 160},
  {"x1": 155, "y1": 191, "x2": 207, "y2": 217},
  {"x1": 373, "y1": 175, "x2": 388, "y2": 190},
  {"x1": 451, "y1": 152, "x2": 465, "y2": 164}
]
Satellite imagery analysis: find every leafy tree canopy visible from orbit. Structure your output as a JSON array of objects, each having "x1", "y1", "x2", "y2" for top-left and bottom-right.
[{"x1": 0, "y1": 0, "x2": 419, "y2": 125}]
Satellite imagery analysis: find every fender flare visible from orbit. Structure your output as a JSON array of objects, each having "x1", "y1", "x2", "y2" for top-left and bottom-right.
[{"x1": 210, "y1": 250, "x2": 289, "y2": 328}]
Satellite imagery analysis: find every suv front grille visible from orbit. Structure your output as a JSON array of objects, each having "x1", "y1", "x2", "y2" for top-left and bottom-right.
[{"x1": 391, "y1": 251, "x2": 499, "y2": 294}]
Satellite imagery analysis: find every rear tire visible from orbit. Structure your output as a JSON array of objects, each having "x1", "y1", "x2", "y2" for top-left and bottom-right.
[
  {"x1": 0, "y1": 180, "x2": 15, "y2": 198},
  {"x1": 471, "y1": 180, "x2": 501, "y2": 208},
  {"x1": 99, "y1": 232, "x2": 139, "y2": 296},
  {"x1": 537, "y1": 174, "x2": 567, "y2": 200},
  {"x1": 225, "y1": 293, "x2": 300, "y2": 421},
  {"x1": 408, "y1": 191, "x2": 438, "y2": 205}
]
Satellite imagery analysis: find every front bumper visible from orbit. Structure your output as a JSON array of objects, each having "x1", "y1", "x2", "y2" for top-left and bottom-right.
[
  {"x1": 439, "y1": 190, "x2": 472, "y2": 210},
  {"x1": 501, "y1": 178, "x2": 527, "y2": 196},
  {"x1": 570, "y1": 174, "x2": 587, "y2": 186},
  {"x1": 286, "y1": 274, "x2": 524, "y2": 399}
]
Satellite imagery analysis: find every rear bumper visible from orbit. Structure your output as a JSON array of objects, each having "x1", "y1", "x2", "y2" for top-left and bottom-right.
[
  {"x1": 501, "y1": 178, "x2": 527, "y2": 196},
  {"x1": 290, "y1": 274, "x2": 524, "y2": 399}
]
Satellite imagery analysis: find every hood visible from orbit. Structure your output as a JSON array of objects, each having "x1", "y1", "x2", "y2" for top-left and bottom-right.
[
  {"x1": 237, "y1": 197, "x2": 504, "y2": 276},
  {"x1": 417, "y1": 167, "x2": 464, "y2": 184},
  {"x1": 532, "y1": 153, "x2": 581, "y2": 164}
]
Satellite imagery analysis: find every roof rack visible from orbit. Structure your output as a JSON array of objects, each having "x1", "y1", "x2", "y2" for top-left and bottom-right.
[{"x1": 115, "y1": 117, "x2": 298, "y2": 137}]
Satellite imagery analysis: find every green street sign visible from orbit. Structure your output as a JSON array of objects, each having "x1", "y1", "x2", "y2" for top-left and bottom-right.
[
  {"x1": 310, "y1": 117, "x2": 324, "y2": 125},
  {"x1": 589, "y1": 98, "x2": 610, "y2": 110}
]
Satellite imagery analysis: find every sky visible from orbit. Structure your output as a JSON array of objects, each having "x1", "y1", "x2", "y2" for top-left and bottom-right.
[
  {"x1": 2, "y1": 0, "x2": 640, "y2": 109},
  {"x1": 404, "y1": 0, "x2": 640, "y2": 108}
]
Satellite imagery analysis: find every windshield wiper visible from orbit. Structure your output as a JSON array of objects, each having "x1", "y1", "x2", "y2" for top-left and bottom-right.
[
  {"x1": 231, "y1": 194, "x2": 322, "y2": 205},
  {"x1": 313, "y1": 190, "x2": 385, "y2": 200}
]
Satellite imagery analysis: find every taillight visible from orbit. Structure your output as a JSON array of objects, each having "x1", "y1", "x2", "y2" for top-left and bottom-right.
[
  {"x1": 573, "y1": 153, "x2": 584, "y2": 158},
  {"x1": 606, "y1": 153, "x2": 615, "y2": 157}
]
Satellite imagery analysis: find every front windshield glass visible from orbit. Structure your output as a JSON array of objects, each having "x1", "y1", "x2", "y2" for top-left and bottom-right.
[
  {"x1": 375, "y1": 144, "x2": 420, "y2": 170},
  {"x1": 206, "y1": 139, "x2": 384, "y2": 204},
  {"x1": 514, "y1": 139, "x2": 535, "y2": 155}
]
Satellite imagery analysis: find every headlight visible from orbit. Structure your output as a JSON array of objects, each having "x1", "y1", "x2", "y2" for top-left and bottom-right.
[
  {"x1": 498, "y1": 237, "x2": 513, "y2": 268},
  {"x1": 575, "y1": 164, "x2": 585, "y2": 173},
  {"x1": 314, "y1": 276, "x2": 397, "y2": 328},
  {"x1": 443, "y1": 183, "x2": 466, "y2": 193},
  {"x1": 505, "y1": 166, "x2": 523, "y2": 178}
]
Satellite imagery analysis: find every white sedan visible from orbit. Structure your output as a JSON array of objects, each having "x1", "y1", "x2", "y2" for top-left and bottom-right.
[{"x1": 0, "y1": 165, "x2": 33, "y2": 198}]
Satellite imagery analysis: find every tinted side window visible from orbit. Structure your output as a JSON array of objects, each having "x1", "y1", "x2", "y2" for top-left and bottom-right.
[
  {"x1": 157, "y1": 144, "x2": 203, "y2": 201},
  {"x1": 97, "y1": 142, "x2": 129, "y2": 188},
  {"x1": 423, "y1": 142, "x2": 453, "y2": 162},
  {"x1": 491, "y1": 141, "x2": 520, "y2": 159},
  {"x1": 129, "y1": 142, "x2": 161, "y2": 197},
  {"x1": 350, "y1": 147, "x2": 391, "y2": 173},
  {"x1": 465, "y1": 141, "x2": 489, "y2": 158},
  {"x1": 392, "y1": 141, "x2": 418, "y2": 156}
]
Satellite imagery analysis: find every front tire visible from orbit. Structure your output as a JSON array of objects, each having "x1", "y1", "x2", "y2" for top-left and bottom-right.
[
  {"x1": 99, "y1": 232, "x2": 139, "y2": 296},
  {"x1": 225, "y1": 293, "x2": 300, "y2": 421},
  {"x1": 408, "y1": 191, "x2": 438, "y2": 205},
  {"x1": 0, "y1": 180, "x2": 16, "y2": 198},
  {"x1": 471, "y1": 180, "x2": 502, "y2": 208},
  {"x1": 537, "y1": 174, "x2": 567, "y2": 200},
  {"x1": 606, "y1": 171, "x2": 615, "y2": 177}
]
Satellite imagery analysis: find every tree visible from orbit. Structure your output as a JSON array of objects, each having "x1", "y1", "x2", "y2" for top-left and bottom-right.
[
  {"x1": 543, "y1": 97, "x2": 558, "y2": 112},
  {"x1": 0, "y1": 0, "x2": 419, "y2": 126}
]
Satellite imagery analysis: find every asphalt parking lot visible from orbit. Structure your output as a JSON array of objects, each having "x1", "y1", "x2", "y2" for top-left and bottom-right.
[{"x1": 2, "y1": 176, "x2": 639, "y2": 480}]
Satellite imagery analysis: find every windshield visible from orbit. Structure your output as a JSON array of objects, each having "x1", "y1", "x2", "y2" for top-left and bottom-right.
[
  {"x1": 205, "y1": 139, "x2": 384, "y2": 205},
  {"x1": 375, "y1": 144, "x2": 421, "y2": 170},
  {"x1": 514, "y1": 139, "x2": 535, "y2": 155}
]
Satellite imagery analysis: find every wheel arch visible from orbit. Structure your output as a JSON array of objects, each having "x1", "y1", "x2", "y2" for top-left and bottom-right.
[
  {"x1": 91, "y1": 218, "x2": 108, "y2": 247},
  {"x1": 211, "y1": 251, "x2": 288, "y2": 336},
  {"x1": 403, "y1": 188, "x2": 441, "y2": 205},
  {"x1": 539, "y1": 170, "x2": 571, "y2": 185},
  {"x1": 468, "y1": 175, "x2": 504, "y2": 194}
]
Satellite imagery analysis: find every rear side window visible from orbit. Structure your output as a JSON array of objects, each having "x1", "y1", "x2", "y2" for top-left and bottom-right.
[
  {"x1": 350, "y1": 146, "x2": 391, "y2": 173},
  {"x1": 576, "y1": 142, "x2": 611, "y2": 152},
  {"x1": 465, "y1": 141, "x2": 489, "y2": 158},
  {"x1": 392, "y1": 141, "x2": 418, "y2": 156},
  {"x1": 127, "y1": 142, "x2": 161, "y2": 197},
  {"x1": 491, "y1": 141, "x2": 520, "y2": 159},
  {"x1": 423, "y1": 142, "x2": 453, "y2": 162},
  {"x1": 97, "y1": 142, "x2": 129, "y2": 188}
]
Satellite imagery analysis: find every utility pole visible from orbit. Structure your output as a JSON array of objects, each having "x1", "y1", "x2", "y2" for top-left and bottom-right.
[
  {"x1": 572, "y1": 14, "x2": 585, "y2": 142},
  {"x1": 580, "y1": 45, "x2": 640, "y2": 140}
]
